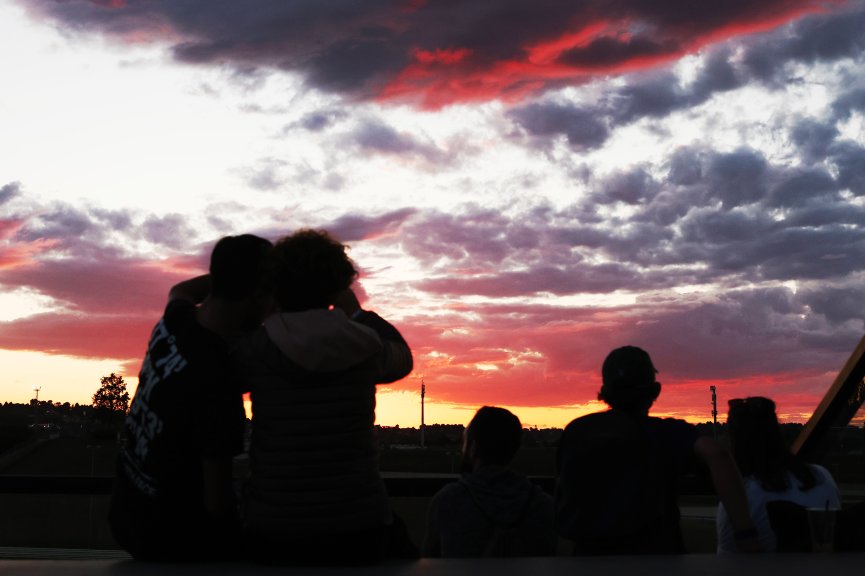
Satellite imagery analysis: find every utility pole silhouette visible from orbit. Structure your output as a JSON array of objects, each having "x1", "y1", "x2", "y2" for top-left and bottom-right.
[
  {"x1": 420, "y1": 379, "x2": 426, "y2": 448},
  {"x1": 710, "y1": 385, "x2": 718, "y2": 440},
  {"x1": 32, "y1": 385, "x2": 42, "y2": 426}
]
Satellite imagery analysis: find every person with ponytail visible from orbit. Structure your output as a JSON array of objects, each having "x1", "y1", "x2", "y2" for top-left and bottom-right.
[{"x1": 716, "y1": 396, "x2": 840, "y2": 552}]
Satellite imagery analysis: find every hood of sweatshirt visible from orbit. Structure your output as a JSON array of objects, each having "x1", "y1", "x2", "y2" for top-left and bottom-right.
[
  {"x1": 459, "y1": 465, "x2": 538, "y2": 526},
  {"x1": 263, "y1": 309, "x2": 383, "y2": 373}
]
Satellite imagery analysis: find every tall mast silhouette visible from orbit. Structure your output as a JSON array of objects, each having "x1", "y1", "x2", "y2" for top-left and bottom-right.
[
  {"x1": 710, "y1": 385, "x2": 718, "y2": 439},
  {"x1": 420, "y1": 379, "x2": 426, "y2": 448},
  {"x1": 32, "y1": 385, "x2": 42, "y2": 426}
]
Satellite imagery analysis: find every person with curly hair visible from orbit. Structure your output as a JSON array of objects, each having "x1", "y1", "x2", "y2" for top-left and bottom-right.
[{"x1": 236, "y1": 229, "x2": 414, "y2": 565}]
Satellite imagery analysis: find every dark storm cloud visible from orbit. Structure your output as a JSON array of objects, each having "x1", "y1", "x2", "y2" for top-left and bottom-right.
[
  {"x1": 783, "y1": 202, "x2": 865, "y2": 229},
  {"x1": 832, "y1": 87, "x2": 865, "y2": 120},
  {"x1": 0, "y1": 194, "x2": 214, "y2": 312},
  {"x1": 798, "y1": 282, "x2": 865, "y2": 327},
  {"x1": 505, "y1": 45, "x2": 755, "y2": 151},
  {"x1": 289, "y1": 109, "x2": 349, "y2": 133},
  {"x1": 23, "y1": 0, "x2": 841, "y2": 106},
  {"x1": 667, "y1": 148, "x2": 703, "y2": 186},
  {"x1": 742, "y1": 6, "x2": 865, "y2": 84},
  {"x1": 141, "y1": 214, "x2": 196, "y2": 249},
  {"x1": 327, "y1": 208, "x2": 417, "y2": 242},
  {"x1": 403, "y1": 206, "x2": 679, "y2": 297},
  {"x1": 243, "y1": 159, "x2": 287, "y2": 192},
  {"x1": 13, "y1": 205, "x2": 134, "y2": 260},
  {"x1": 400, "y1": 134, "x2": 865, "y2": 304},
  {"x1": 791, "y1": 118, "x2": 840, "y2": 164},
  {"x1": 417, "y1": 261, "x2": 645, "y2": 298},
  {"x1": 0, "y1": 194, "x2": 223, "y2": 360},
  {"x1": 766, "y1": 168, "x2": 837, "y2": 207},
  {"x1": 508, "y1": 5, "x2": 864, "y2": 151},
  {"x1": 828, "y1": 141, "x2": 865, "y2": 196},
  {"x1": 508, "y1": 103, "x2": 610, "y2": 151},
  {"x1": 239, "y1": 156, "x2": 345, "y2": 193},
  {"x1": 623, "y1": 287, "x2": 859, "y2": 380},
  {"x1": 558, "y1": 36, "x2": 676, "y2": 69},
  {"x1": 0, "y1": 182, "x2": 21, "y2": 205},
  {"x1": 607, "y1": 73, "x2": 689, "y2": 124},
  {"x1": 705, "y1": 149, "x2": 769, "y2": 209},
  {"x1": 11, "y1": 202, "x2": 203, "y2": 257},
  {"x1": 352, "y1": 120, "x2": 447, "y2": 163},
  {"x1": 303, "y1": 35, "x2": 407, "y2": 94},
  {"x1": 596, "y1": 167, "x2": 659, "y2": 205},
  {"x1": 401, "y1": 208, "x2": 544, "y2": 268}
]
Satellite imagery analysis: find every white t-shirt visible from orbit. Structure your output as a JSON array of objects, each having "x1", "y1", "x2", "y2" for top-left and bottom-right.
[{"x1": 716, "y1": 464, "x2": 841, "y2": 553}]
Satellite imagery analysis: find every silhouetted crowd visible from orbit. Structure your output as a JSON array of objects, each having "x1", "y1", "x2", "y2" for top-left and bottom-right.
[{"x1": 108, "y1": 231, "x2": 858, "y2": 564}]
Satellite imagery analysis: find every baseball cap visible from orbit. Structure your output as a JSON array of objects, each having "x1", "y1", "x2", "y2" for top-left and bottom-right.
[{"x1": 600, "y1": 346, "x2": 659, "y2": 403}]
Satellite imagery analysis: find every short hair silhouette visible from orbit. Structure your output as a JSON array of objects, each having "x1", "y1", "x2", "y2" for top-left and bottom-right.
[
  {"x1": 465, "y1": 406, "x2": 523, "y2": 466},
  {"x1": 209, "y1": 234, "x2": 273, "y2": 300},
  {"x1": 727, "y1": 396, "x2": 816, "y2": 492},
  {"x1": 271, "y1": 229, "x2": 358, "y2": 312},
  {"x1": 598, "y1": 345, "x2": 660, "y2": 411}
]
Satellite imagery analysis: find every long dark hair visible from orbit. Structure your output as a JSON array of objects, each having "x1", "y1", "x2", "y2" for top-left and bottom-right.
[{"x1": 727, "y1": 396, "x2": 816, "y2": 492}]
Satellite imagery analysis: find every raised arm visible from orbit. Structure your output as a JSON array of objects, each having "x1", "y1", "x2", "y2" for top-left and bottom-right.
[{"x1": 333, "y1": 289, "x2": 413, "y2": 382}]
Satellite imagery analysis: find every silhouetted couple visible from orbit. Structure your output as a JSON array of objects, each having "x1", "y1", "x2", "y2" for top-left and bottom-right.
[{"x1": 109, "y1": 230, "x2": 414, "y2": 564}]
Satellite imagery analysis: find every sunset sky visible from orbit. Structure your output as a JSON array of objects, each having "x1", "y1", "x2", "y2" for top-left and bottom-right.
[{"x1": 1, "y1": 0, "x2": 864, "y2": 428}]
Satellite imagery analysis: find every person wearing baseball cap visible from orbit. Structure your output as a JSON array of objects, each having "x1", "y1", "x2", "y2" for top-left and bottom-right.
[{"x1": 555, "y1": 346, "x2": 760, "y2": 555}]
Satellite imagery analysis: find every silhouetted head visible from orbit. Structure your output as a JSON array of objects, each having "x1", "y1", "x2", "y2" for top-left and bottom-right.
[
  {"x1": 598, "y1": 346, "x2": 661, "y2": 414},
  {"x1": 209, "y1": 234, "x2": 274, "y2": 301},
  {"x1": 727, "y1": 396, "x2": 815, "y2": 491},
  {"x1": 271, "y1": 229, "x2": 358, "y2": 312},
  {"x1": 463, "y1": 406, "x2": 523, "y2": 470}
]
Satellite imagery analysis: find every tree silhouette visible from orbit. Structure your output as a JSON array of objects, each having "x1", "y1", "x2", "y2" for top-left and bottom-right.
[{"x1": 92, "y1": 372, "x2": 130, "y2": 413}]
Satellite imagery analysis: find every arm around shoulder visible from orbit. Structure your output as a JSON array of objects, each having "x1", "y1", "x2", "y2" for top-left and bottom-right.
[{"x1": 168, "y1": 274, "x2": 211, "y2": 304}]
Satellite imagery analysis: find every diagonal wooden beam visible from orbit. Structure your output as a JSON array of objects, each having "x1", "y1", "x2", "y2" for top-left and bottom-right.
[{"x1": 793, "y1": 332, "x2": 865, "y2": 460}]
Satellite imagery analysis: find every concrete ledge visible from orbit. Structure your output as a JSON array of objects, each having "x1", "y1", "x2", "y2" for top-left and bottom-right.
[
  {"x1": 0, "y1": 548, "x2": 131, "y2": 561},
  {"x1": 2, "y1": 554, "x2": 865, "y2": 576}
]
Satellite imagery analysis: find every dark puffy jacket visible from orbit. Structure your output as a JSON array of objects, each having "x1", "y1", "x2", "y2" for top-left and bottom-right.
[{"x1": 236, "y1": 308, "x2": 412, "y2": 538}]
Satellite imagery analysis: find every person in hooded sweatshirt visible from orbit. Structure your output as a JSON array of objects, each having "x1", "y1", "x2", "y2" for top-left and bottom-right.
[
  {"x1": 235, "y1": 229, "x2": 414, "y2": 565},
  {"x1": 422, "y1": 406, "x2": 557, "y2": 557}
]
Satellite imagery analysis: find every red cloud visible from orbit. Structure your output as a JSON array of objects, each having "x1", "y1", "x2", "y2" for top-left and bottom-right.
[
  {"x1": 0, "y1": 235, "x2": 59, "y2": 270},
  {"x1": 25, "y1": 0, "x2": 842, "y2": 109},
  {"x1": 0, "y1": 312, "x2": 152, "y2": 361},
  {"x1": 413, "y1": 48, "x2": 472, "y2": 65},
  {"x1": 0, "y1": 219, "x2": 22, "y2": 240},
  {"x1": 379, "y1": 2, "x2": 837, "y2": 109},
  {"x1": 383, "y1": 289, "x2": 851, "y2": 422}
]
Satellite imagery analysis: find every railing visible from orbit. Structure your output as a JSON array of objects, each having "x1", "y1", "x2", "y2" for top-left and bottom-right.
[{"x1": 0, "y1": 474, "x2": 718, "y2": 497}]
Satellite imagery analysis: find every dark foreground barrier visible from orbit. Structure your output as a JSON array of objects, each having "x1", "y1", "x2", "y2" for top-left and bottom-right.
[{"x1": 4, "y1": 551, "x2": 865, "y2": 576}]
